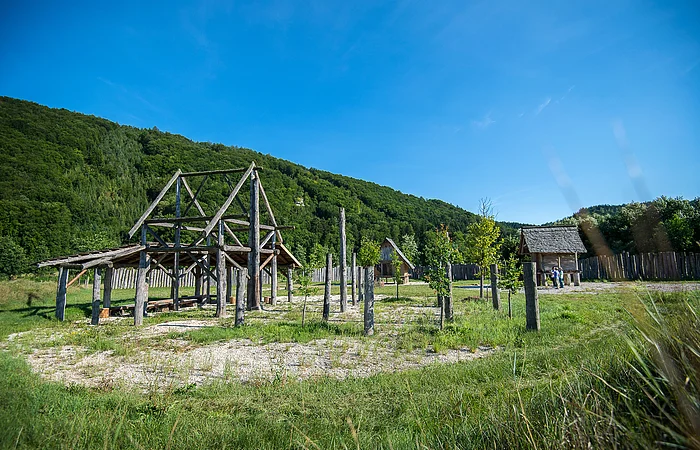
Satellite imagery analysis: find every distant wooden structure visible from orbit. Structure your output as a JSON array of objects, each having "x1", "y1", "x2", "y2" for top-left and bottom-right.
[
  {"x1": 39, "y1": 162, "x2": 300, "y2": 325},
  {"x1": 376, "y1": 238, "x2": 415, "y2": 284},
  {"x1": 518, "y1": 225, "x2": 586, "y2": 286}
]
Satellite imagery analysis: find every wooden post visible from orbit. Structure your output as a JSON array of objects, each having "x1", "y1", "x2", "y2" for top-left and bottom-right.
[
  {"x1": 55, "y1": 267, "x2": 68, "y2": 321},
  {"x1": 573, "y1": 252, "x2": 581, "y2": 286},
  {"x1": 351, "y1": 252, "x2": 357, "y2": 306},
  {"x1": 134, "y1": 225, "x2": 149, "y2": 326},
  {"x1": 247, "y1": 170, "x2": 261, "y2": 310},
  {"x1": 339, "y1": 207, "x2": 347, "y2": 312},
  {"x1": 364, "y1": 267, "x2": 374, "y2": 335},
  {"x1": 235, "y1": 269, "x2": 245, "y2": 326},
  {"x1": 358, "y1": 266, "x2": 364, "y2": 302},
  {"x1": 480, "y1": 268, "x2": 485, "y2": 298},
  {"x1": 287, "y1": 267, "x2": 293, "y2": 302},
  {"x1": 227, "y1": 266, "x2": 234, "y2": 304},
  {"x1": 271, "y1": 239, "x2": 278, "y2": 306},
  {"x1": 173, "y1": 176, "x2": 181, "y2": 310},
  {"x1": 490, "y1": 264, "x2": 500, "y2": 310},
  {"x1": 508, "y1": 290, "x2": 512, "y2": 319},
  {"x1": 523, "y1": 262, "x2": 540, "y2": 331},
  {"x1": 216, "y1": 220, "x2": 227, "y2": 317},
  {"x1": 102, "y1": 267, "x2": 113, "y2": 309},
  {"x1": 445, "y1": 263, "x2": 454, "y2": 322},
  {"x1": 134, "y1": 253, "x2": 150, "y2": 326},
  {"x1": 91, "y1": 268, "x2": 102, "y2": 325},
  {"x1": 323, "y1": 253, "x2": 332, "y2": 321},
  {"x1": 194, "y1": 266, "x2": 202, "y2": 297}
]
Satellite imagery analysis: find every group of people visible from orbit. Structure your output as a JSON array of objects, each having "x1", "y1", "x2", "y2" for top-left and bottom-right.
[{"x1": 550, "y1": 266, "x2": 565, "y2": 289}]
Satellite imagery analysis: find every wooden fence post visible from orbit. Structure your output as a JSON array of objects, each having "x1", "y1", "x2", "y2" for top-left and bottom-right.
[
  {"x1": 490, "y1": 264, "x2": 500, "y2": 310},
  {"x1": 287, "y1": 267, "x2": 293, "y2": 303},
  {"x1": 134, "y1": 253, "x2": 150, "y2": 326},
  {"x1": 56, "y1": 267, "x2": 68, "y2": 321},
  {"x1": 364, "y1": 267, "x2": 374, "y2": 336},
  {"x1": 339, "y1": 207, "x2": 347, "y2": 312},
  {"x1": 103, "y1": 267, "x2": 113, "y2": 309},
  {"x1": 323, "y1": 253, "x2": 332, "y2": 321},
  {"x1": 523, "y1": 262, "x2": 540, "y2": 331},
  {"x1": 91, "y1": 268, "x2": 102, "y2": 326},
  {"x1": 351, "y1": 252, "x2": 357, "y2": 306},
  {"x1": 445, "y1": 264, "x2": 453, "y2": 322},
  {"x1": 235, "y1": 269, "x2": 246, "y2": 326},
  {"x1": 508, "y1": 290, "x2": 512, "y2": 319}
]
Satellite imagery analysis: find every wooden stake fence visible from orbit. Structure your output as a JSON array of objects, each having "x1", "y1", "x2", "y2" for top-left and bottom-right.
[{"x1": 579, "y1": 251, "x2": 700, "y2": 281}]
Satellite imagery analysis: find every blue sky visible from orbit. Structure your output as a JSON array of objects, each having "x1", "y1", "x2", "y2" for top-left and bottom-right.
[{"x1": 1, "y1": 0, "x2": 698, "y2": 224}]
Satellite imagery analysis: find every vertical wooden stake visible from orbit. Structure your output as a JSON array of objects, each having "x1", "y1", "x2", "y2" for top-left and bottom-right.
[
  {"x1": 287, "y1": 267, "x2": 293, "y2": 303},
  {"x1": 351, "y1": 252, "x2": 357, "y2": 306},
  {"x1": 490, "y1": 264, "x2": 500, "y2": 310},
  {"x1": 508, "y1": 290, "x2": 512, "y2": 319},
  {"x1": 235, "y1": 269, "x2": 246, "y2": 326},
  {"x1": 339, "y1": 207, "x2": 347, "y2": 312},
  {"x1": 323, "y1": 253, "x2": 332, "y2": 321},
  {"x1": 216, "y1": 220, "x2": 227, "y2": 317},
  {"x1": 227, "y1": 266, "x2": 234, "y2": 304},
  {"x1": 102, "y1": 267, "x2": 113, "y2": 309},
  {"x1": 247, "y1": 169, "x2": 261, "y2": 310},
  {"x1": 523, "y1": 262, "x2": 540, "y2": 331},
  {"x1": 134, "y1": 253, "x2": 150, "y2": 326},
  {"x1": 91, "y1": 268, "x2": 102, "y2": 325},
  {"x1": 56, "y1": 267, "x2": 68, "y2": 321},
  {"x1": 364, "y1": 267, "x2": 374, "y2": 336},
  {"x1": 194, "y1": 266, "x2": 202, "y2": 298},
  {"x1": 358, "y1": 267, "x2": 364, "y2": 302},
  {"x1": 271, "y1": 252, "x2": 278, "y2": 306}
]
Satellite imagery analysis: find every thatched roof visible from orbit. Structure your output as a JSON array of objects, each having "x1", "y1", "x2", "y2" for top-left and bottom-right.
[
  {"x1": 519, "y1": 226, "x2": 586, "y2": 254},
  {"x1": 380, "y1": 238, "x2": 415, "y2": 269}
]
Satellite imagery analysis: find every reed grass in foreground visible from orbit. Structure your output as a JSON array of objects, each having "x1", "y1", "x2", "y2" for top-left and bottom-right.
[{"x1": 0, "y1": 280, "x2": 698, "y2": 448}]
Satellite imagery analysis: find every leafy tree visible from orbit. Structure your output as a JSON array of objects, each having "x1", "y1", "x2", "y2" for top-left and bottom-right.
[
  {"x1": 500, "y1": 254, "x2": 523, "y2": 294},
  {"x1": 294, "y1": 246, "x2": 322, "y2": 327},
  {"x1": 422, "y1": 225, "x2": 458, "y2": 327},
  {"x1": 400, "y1": 234, "x2": 419, "y2": 266},
  {"x1": 357, "y1": 237, "x2": 380, "y2": 268},
  {"x1": 464, "y1": 199, "x2": 501, "y2": 298},
  {"x1": 0, "y1": 236, "x2": 27, "y2": 279}
]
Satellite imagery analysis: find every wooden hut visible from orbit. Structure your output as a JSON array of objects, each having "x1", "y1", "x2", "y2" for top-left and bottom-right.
[
  {"x1": 376, "y1": 238, "x2": 415, "y2": 284},
  {"x1": 518, "y1": 226, "x2": 586, "y2": 286}
]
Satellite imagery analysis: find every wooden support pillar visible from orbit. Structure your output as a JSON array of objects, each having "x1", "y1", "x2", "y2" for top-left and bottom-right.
[
  {"x1": 103, "y1": 267, "x2": 113, "y2": 309},
  {"x1": 91, "y1": 268, "x2": 102, "y2": 325},
  {"x1": 490, "y1": 264, "x2": 500, "y2": 310},
  {"x1": 270, "y1": 244, "x2": 278, "y2": 306},
  {"x1": 173, "y1": 176, "x2": 181, "y2": 310},
  {"x1": 134, "y1": 252, "x2": 150, "y2": 326},
  {"x1": 194, "y1": 267, "x2": 202, "y2": 297},
  {"x1": 351, "y1": 252, "x2": 357, "y2": 306},
  {"x1": 358, "y1": 266, "x2": 364, "y2": 302},
  {"x1": 227, "y1": 266, "x2": 234, "y2": 304},
  {"x1": 523, "y1": 262, "x2": 540, "y2": 331},
  {"x1": 235, "y1": 269, "x2": 246, "y2": 326},
  {"x1": 323, "y1": 253, "x2": 332, "y2": 321},
  {"x1": 55, "y1": 267, "x2": 68, "y2": 321},
  {"x1": 339, "y1": 207, "x2": 347, "y2": 312},
  {"x1": 364, "y1": 267, "x2": 374, "y2": 336},
  {"x1": 247, "y1": 170, "x2": 261, "y2": 310},
  {"x1": 445, "y1": 263, "x2": 453, "y2": 322},
  {"x1": 287, "y1": 266, "x2": 293, "y2": 303},
  {"x1": 216, "y1": 220, "x2": 227, "y2": 318},
  {"x1": 574, "y1": 252, "x2": 581, "y2": 286}
]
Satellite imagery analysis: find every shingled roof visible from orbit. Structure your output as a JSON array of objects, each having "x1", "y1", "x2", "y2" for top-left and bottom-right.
[{"x1": 519, "y1": 226, "x2": 587, "y2": 254}]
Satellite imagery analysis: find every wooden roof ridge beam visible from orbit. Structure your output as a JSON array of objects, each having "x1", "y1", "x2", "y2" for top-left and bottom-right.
[
  {"x1": 180, "y1": 167, "x2": 263, "y2": 177},
  {"x1": 145, "y1": 214, "x2": 247, "y2": 224},
  {"x1": 201, "y1": 162, "x2": 257, "y2": 237},
  {"x1": 128, "y1": 170, "x2": 182, "y2": 238},
  {"x1": 38, "y1": 245, "x2": 145, "y2": 268}
]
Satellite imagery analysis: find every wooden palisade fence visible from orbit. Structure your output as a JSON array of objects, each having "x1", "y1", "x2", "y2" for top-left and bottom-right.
[{"x1": 579, "y1": 251, "x2": 700, "y2": 281}]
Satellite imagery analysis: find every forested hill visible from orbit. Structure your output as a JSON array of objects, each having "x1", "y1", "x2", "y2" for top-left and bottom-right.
[{"x1": 0, "y1": 96, "x2": 510, "y2": 267}]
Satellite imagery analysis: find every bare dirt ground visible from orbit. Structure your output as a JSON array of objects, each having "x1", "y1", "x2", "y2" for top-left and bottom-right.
[{"x1": 6, "y1": 281, "x2": 696, "y2": 391}]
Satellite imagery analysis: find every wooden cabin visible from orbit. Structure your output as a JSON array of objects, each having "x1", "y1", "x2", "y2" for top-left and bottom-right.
[
  {"x1": 376, "y1": 238, "x2": 415, "y2": 284},
  {"x1": 518, "y1": 226, "x2": 586, "y2": 286}
]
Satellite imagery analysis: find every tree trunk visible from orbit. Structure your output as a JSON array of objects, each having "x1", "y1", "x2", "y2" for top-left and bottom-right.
[
  {"x1": 490, "y1": 263, "x2": 500, "y2": 310},
  {"x1": 480, "y1": 269, "x2": 484, "y2": 298}
]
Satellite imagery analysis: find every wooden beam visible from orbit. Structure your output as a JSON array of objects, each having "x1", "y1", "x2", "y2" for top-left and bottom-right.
[
  {"x1": 56, "y1": 268, "x2": 68, "y2": 321},
  {"x1": 180, "y1": 167, "x2": 262, "y2": 177},
  {"x1": 260, "y1": 252, "x2": 274, "y2": 271},
  {"x1": 180, "y1": 175, "x2": 208, "y2": 218},
  {"x1": 339, "y1": 207, "x2": 347, "y2": 312},
  {"x1": 258, "y1": 179, "x2": 283, "y2": 243},
  {"x1": 91, "y1": 268, "x2": 102, "y2": 326},
  {"x1": 202, "y1": 162, "x2": 256, "y2": 237},
  {"x1": 66, "y1": 269, "x2": 87, "y2": 288},
  {"x1": 129, "y1": 170, "x2": 181, "y2": 238},
  {"x1": 247, "y1": 168, "x2": 261, "y2": 310}
]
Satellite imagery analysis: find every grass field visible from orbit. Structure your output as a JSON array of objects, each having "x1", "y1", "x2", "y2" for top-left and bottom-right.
[{"x1": 0, "y1": 277, "x2": 698, "y2": 449}]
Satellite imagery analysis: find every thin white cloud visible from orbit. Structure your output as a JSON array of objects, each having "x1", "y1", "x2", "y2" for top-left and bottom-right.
[
  {"x1": 472, "y1": 112, "x2": 495, "y2": 129},
  {"x1": 534, "y1": 97, "x2": 551, "y2": 115},
  {"x1": 555, "y1": 85, "x2": 575, "y2": 103}
]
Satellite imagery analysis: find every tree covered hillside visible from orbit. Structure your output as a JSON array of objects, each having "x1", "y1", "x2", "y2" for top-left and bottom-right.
[{"x1": 0, "y1": 96, "x2": 508, "y2": 270}]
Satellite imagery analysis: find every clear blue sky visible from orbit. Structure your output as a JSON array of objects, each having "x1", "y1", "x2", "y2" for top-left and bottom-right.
[{"x1": 1, "y1": 1, "x2": 698, "y2": 224}]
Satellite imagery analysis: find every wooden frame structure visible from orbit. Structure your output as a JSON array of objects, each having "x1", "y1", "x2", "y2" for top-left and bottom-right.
[
  {"x1": 39, "y1": 162, "x2": 301, "y2": 325},
  {"x1": 518, "y1": 225, "x2": 585, "y2": 287}
]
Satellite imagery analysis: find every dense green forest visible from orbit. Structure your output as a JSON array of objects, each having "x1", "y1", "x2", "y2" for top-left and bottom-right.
[
  {"x1": 552, "y1": 198, "x2": 700, "y2": 255},
  {"x1": 1, "y1": 97, "x2": 697, "y2": 276},
  {"x1": 0, "y1": 96, "x2": 514, "y2": 272}
]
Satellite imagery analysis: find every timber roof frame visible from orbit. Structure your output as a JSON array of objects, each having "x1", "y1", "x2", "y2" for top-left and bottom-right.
[{"x1": 518, "y1": 225, "x2": 587, "y2": 255}]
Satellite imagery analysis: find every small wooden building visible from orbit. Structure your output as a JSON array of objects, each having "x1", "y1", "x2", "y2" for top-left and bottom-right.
[
  {"x1": 376, "y1": 238, "x2": 415, "y2": 284},
  {"x1": 518, "y1": 226, "x2": 586, "y2": 286}
]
